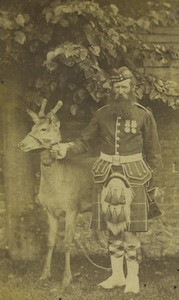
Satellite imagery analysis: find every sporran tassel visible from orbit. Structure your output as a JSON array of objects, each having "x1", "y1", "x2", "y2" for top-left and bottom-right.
[{"x1": 117, "y1": 206, "x2": 126, "y2": 223}]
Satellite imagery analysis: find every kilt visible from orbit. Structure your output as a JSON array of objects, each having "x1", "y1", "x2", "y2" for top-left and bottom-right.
[
  {"x1": 89, "y1": 157, "x2": 161, "y2": 233},
  {"x1": 90, "y1": 183, "x2": 148, "y2": 232}
]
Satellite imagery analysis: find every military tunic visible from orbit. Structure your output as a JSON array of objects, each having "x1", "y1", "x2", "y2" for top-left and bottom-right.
[{"x1": 69, "y1": 102, "x2": 162, "y2": 232}]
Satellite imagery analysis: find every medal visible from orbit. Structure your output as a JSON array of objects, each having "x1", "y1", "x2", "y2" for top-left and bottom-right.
[
  {"x1": 124, "y1": 120, "x2": 137, "y2": 133},
  {"x1": 124, "y1": 120, "x2": 131, "y2": 133},
  {"x1": 125, "y1": 127, "x2": 130, "y2": 133},
  {"x1": 131, "y1": 120, "x2": 137, "y2": 134}
]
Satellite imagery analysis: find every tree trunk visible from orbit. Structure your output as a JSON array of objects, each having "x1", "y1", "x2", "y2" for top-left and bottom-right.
[{"x1": 0, "y1": 64, "x2": 41, "y2": 260}]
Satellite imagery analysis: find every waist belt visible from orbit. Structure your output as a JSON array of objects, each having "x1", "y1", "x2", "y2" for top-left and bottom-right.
[{"x1": 100, "y1": 152, "x2": 143, "y2": 165}]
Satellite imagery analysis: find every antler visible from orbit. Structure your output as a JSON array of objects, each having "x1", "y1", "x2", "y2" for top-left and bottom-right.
[
  {"x1": 26, "y1": 109, "x2": 39, "y2": 124},
  {"x1": 51, "y1": 100, "x2": 63, "y2": 114},
  {"x1": 38, "y1": 98, "x2": 47, "y2": 117}
]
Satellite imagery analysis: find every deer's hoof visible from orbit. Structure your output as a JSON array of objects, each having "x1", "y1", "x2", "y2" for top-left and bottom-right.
[
  {"x1": 39, "y1": 271, "x2": 51, "y2": 281},
  {"x1": 61, "y1": 276, "x2": 73, "y2": 290}
]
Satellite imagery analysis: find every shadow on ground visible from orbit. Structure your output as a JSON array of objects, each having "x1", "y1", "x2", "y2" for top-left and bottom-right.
[{"x1": 0, "y1": 250, "x2": 178, "y2": 300}]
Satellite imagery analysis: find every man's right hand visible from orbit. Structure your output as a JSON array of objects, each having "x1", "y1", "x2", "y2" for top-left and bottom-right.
[{"x1": 50, "y1": 143, "x2": 69, "y2": 160}]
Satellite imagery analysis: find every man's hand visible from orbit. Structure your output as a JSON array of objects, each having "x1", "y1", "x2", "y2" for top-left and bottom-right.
[{"x1": 50, "y1": 143, "x2": 69, "y2": 160}]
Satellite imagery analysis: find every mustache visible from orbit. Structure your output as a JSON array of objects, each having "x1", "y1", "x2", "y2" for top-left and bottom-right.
[{"x1": 114, "y1": 90, "x2": 136, "y2": 102}]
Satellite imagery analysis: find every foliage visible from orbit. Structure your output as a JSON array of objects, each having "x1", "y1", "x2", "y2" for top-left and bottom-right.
[{"x1": 0, "y1": 0, "x2": 179, "y2": 120}]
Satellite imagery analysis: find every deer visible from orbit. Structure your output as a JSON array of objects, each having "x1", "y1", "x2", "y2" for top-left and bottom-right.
[{"x1": 18, "y1": 99, "x2": 134, "y2": 288}]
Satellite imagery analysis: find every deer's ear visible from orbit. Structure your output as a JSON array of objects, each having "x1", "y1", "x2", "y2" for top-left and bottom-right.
[{"x1": 26, "y1": 109, "x2": 39, "y2": 123}]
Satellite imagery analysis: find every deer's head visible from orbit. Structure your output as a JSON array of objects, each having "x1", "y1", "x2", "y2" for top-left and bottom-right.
[{"x1": 18, "y1": 100, "x2": 63, "y2": 152}]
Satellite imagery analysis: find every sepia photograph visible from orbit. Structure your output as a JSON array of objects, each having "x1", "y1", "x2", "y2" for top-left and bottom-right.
[{"x1": 0, "y1": 0, "x2": 179, "y2": 299}]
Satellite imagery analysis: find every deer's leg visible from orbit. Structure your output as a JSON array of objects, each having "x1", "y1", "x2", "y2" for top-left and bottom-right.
[
  {"x1": 62, "y1": 210, "x2": 78, "y2": 288},
  {"x1": 40, "y1": 211, "x2": 58, "y2": 280}
]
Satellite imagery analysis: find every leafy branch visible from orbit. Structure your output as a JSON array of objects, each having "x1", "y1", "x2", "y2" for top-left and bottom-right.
[{"x1": 0, "y1": 0, "x2": 179, "y2": 118}]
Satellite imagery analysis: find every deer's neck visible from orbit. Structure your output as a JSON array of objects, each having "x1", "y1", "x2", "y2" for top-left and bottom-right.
[{"x1": 40, "y1": 149, "x2": 55, "y2": 166}]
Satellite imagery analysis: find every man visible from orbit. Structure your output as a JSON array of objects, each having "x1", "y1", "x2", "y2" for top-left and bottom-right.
[{"x1": 51, "y1": 67, "x2": 162, "y2": 294}]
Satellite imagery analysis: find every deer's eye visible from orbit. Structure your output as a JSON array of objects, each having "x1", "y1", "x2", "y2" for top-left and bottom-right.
[{"x1": 41, "y1": 128, "x2": 47, "y2": 132}]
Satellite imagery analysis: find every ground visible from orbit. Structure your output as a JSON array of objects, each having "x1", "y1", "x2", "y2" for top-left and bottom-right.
[{"x1": 0, "y1": 250, "x2": 178, "y2": 300}]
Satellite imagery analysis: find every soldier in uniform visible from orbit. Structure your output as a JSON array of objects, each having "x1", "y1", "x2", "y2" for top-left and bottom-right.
[{"x1": 50, "y1": 67, "x2": 162, "y2": 294}]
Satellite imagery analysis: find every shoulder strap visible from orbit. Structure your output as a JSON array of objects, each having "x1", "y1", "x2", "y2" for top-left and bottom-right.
[
  {"x1": 97, "y1": 104, "x2": 110, "y2": 112},
  {"x1": 134, "y1": 102, "x2": 151, "y2": 113}
]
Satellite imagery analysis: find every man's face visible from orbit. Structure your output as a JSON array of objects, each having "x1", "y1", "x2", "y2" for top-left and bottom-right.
[{"x1": 113, "y1": 78, "x2": 132, "y2": 101}]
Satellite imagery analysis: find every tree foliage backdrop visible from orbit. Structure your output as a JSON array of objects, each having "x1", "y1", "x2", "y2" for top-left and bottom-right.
[{"x1": 0, "y1": 0, "x2": 179, "y2": 124}]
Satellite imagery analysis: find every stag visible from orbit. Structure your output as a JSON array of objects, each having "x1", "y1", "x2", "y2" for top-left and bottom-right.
[
  {"x1": 18, "y1": 99, "x2": 133, "y2": 287},
  {"x1": 18, "y1": 99, "x2": 95, "y2": 286}
]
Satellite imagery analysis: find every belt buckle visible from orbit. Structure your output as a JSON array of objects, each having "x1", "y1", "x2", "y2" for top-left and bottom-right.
[{"x1": 112, "y1": 155, "x2": 121, "y2": 166}]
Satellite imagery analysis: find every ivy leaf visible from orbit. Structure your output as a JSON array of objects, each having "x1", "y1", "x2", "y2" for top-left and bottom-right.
[
  {"x1": 44, "y1": 61, "x2": 58, "y2": 72},
  {"x1": 136, "y1": 18, "x2": 150, "y2": 30},
  {"x1": 112, "y1": 35, "x2": 120, "y2": 44},
  {"x1": 149, "y1": 89, "x2": 161, "y2": 100},
  {"x1": 14, "y1": 31, "x2": 26, "y2": 44},
  {"x1": 85, "y1": 32, "x2": 95, "y2": 44},
  {"x1": 54, "y1": 5, "x2": 63, "y2": 16},
  {"x1": 152, "y1": 18, "x2": 159, "y2": 26},
  {"x1": 45, "y1": 12, "x2": 53, "y2": 23},
  {"x1": 143, "y1": 19, "x2": 150, "y2": 30},
  {"x1": 135, "y1": 87, "x2": 144, "y2": 99},
  {"x1": 54, "y1": 47, "x2": 63, "y2": 57},
  {"x1": 107, "y1": 48, "x2": 117, "y2": 58},
  {"x1": 73, "y1": 89, "x2": 86, "y2": 104},
  {"x1": 109, "y1": 4, "x2": 119, "y2": 16},
  {"x1": 89, "y1": 45, "x2": 100, "y2": 56},
  {"x1": 120, "y1": 33, "x2": 127, "y2": 40},
  {"x1": 167, "y1": 96, "x2": 175, "y2": 107},
  {"x1": 102, "y1": 81, "x2": 110, "y2": 89},
  {"x1": 47, "y1": 51, "x2": 56, "y2": 61},
  {"x1": 108, "y1": 28, "x2": 120, "y2": 43},
  {"x1": 107, "y1": 28, "x2": 117, "y2": 37},
  {"x1": 163, "y1": 3, "x2": 171, "y2": 8},
  {"x1": 0, "y1": 15, "x2": 14, "y2": 29},
  {"x1": 124, "y1": 17, "x2": 135, "y2": 27},
  {"x1": 151, "y1": 11, "x2": 161, "y2": 21},
  {"x1": 136, "y1": 18, "x2": 144, "y2": 28},
  {"x1": 142, "y1": 44, "x2": 150, "y2": 51},
  {"x1": 63, "y1": 5, "x2": 75, "y2": 14},
  {"x1": 154, "y1": 83, "x2": 164, "y2": 93},
  {"x1": 92, "y1": 64, "x2": 101, "y2": 72},
  {"x1": 90, "y1": 20, "x2": 95, "y2": 28},
  {"x1": 161, "y1": 57, "x2": 168, "y2": 64},
  {"x1": 70, "y1": 104, "x2": 78, "y2": 116},
  {"x1": 15, "y1": 14, "x2": 26, "y2": 27},
  {"x1": 121, "y1": 45, "x2": 127, "y2": 53},
  {"x1": 50, "y1": 82, "x2": 57, "y2": 92},
  {"x1": 24, "y1": 14, "x2": 30, "y2": 23},
  {"x1": 80, "y1": 49, "x2": 88, "y2": 61}
]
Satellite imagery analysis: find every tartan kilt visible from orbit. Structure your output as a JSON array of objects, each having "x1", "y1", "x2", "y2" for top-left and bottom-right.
[{"x1": 90, "y1": 183, "x2": 148, "y2": 233}]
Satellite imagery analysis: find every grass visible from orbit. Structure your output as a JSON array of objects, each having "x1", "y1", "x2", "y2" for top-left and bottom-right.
[{"x1": 0, "y1": 250, "x2": 178, "y2": 300}]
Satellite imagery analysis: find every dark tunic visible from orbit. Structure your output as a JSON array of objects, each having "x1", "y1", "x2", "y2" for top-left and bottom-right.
[{"x1": 69, "y1": 102, "x2": 162, "y2": 232}]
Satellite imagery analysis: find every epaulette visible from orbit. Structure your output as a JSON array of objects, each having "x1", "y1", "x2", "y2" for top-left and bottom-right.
[
  {"x1": 97, "y1": 104, "x2": 110, "y2": 112},
  {"x1": 134, "y1": 102, "x2": 151, "y2": 114}
]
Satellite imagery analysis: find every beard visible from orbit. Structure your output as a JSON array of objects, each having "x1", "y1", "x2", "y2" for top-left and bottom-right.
[{"x1": 109, "y1": 90, "x2": 136, "y2": 120}]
